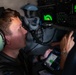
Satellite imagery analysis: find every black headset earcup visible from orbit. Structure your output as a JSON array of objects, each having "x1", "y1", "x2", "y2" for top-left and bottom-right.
[{"x1": 0, "y1": 31, "x2": 5, "y2": 51}]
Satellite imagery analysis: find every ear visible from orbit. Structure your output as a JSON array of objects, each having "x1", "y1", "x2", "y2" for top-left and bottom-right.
[{"x1": 5, "y1": 35, "x2": 11, "y2": 45}]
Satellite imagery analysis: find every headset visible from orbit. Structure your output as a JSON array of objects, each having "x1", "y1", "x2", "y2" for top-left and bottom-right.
[
  {"x1": 0, "y1": 7, "x2": 5, "y2": 51},
  {"x1": 0, "y1": 30, "x2": 5, "y2": 51}
]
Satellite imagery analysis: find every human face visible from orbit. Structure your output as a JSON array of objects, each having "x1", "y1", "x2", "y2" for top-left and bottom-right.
[{"x1": 8, "y1": 17, "x2": 27, "y2": 50}]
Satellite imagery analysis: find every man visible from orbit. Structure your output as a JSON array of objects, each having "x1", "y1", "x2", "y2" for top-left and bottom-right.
[
  {"x1": 0, "y1": 8, "x2": 75, "y2": 75},
  {"x1": 0, "y1": 8, "x2": 28, "y2": 75}
]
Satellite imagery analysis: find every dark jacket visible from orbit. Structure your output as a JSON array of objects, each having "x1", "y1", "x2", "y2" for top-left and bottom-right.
[
  {"x1": 0, "y1": 51, "x2": 27, "y2": 75},
  {"x1": 61, "y1": 45, "x2": 76, "y2": 75}
]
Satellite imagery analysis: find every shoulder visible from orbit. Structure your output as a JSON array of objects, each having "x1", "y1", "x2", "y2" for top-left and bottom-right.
[
  {"x1": 0, "y1": 67, "x2": 22, "y2": 75},
  {"x1": 0, "y1": 70, "x2": 14, "y2": 75}
]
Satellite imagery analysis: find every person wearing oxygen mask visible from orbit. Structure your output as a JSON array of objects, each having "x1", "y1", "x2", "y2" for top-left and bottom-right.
[
  {"x1": 21, "y1": 3, "x2": 75, "y2": 75},
  {"x1": 0, "y1": 6, "x2": 75, "y2": 75},
  {"x1": 21, "y1": 3, "x2": 40, "y2": 31}
]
